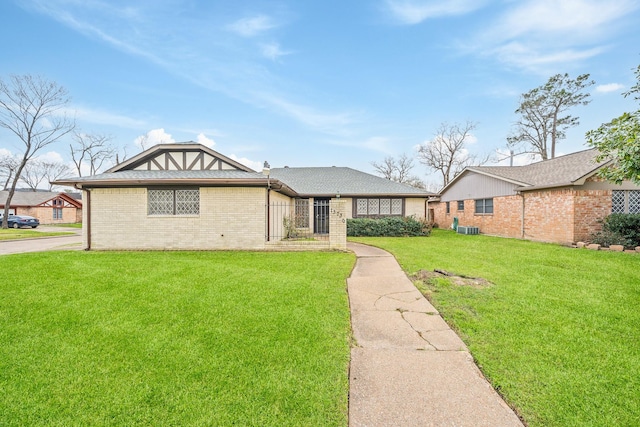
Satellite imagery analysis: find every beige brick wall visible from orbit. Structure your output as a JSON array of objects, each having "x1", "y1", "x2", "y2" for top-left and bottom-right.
[
  {"x1": 87, "y1": 187, "x2": 268, "y2": 250},
  {"x1": 329, "y1": 198, "x2": 347, "y2": 250}
]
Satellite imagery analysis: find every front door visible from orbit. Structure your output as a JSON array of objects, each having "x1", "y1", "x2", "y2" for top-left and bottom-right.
[{"x1": 313, "y1": 198, "x2": 330, "y2": 234}]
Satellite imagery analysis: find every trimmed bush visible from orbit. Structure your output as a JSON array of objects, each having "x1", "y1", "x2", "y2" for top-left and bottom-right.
[
  {"x1": 347, "y1": 216, "x2": 431, "y2": 237},
  {"x1": 590, "y1": 213, "x2": 640, "y2": 248}
]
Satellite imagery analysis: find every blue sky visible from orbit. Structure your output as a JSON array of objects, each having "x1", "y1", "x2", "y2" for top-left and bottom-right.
[{"x1": 1, "y1": 0, "x2": 639, "y2": 188}]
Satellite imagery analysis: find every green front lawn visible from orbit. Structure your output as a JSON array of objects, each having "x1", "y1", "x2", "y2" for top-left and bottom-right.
[
  {"x1": 0, "y1": 229, "x2": 74, "y2": 240},
  {"x1": 351, "y1": 230, "x2": 640, "y2": 426},
  {"x1": 0, "y1": 251, "x2": 355, "y2": 426}
]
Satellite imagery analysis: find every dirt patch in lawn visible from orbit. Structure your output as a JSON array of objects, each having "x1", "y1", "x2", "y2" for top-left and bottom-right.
[{"x1": 412, "y1": 269, "x2": 493, "y2": 289}]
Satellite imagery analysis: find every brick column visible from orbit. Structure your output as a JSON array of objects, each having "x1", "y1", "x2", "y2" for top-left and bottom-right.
[{"x1": 329, "y1": 198, "x2": 347, "y2": 250}]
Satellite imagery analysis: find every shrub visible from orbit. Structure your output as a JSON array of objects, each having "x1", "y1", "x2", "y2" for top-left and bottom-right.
[
  {"x1": 590, "y1": 213, "x2": 640, "y2": 248},
  {"x1": 347, "y1": 216, "x2": 431, "y2": 237}
]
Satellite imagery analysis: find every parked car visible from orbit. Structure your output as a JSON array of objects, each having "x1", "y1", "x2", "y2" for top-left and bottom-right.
[{"x1": 7, "y1": 215, "x2": 40, "y2": 229}]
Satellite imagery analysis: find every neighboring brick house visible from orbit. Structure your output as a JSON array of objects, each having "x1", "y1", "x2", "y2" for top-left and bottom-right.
[
  {"x1": 430, "y1": 149, "x2": 640, "y2": 245},
  {"x1": 54, "y1": 142, "x2": 433, "y2": 251},
  {"x1": 0, "y1": 190, "x2": 82, "y2": 224}
]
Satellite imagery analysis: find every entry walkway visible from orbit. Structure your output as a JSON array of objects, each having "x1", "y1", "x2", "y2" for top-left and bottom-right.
[{"x1": 347, "y1": 242, "x2": 523, "y2": 427}]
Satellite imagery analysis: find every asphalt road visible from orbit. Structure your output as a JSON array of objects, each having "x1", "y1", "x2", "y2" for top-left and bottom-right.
[{"x1": 0, "y1": 226, "x2": 82, "y2": 255}]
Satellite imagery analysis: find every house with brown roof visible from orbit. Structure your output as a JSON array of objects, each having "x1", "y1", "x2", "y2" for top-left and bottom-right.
[
  {"x1": 430, "y1": 149, "x2": 640, "y2": 245},
  {"x1": 0, "y1": 190, "x2": 82, "y2": 224},
  {"x1": 54, "y1": 142, "x2": 433, "y2": 251}
]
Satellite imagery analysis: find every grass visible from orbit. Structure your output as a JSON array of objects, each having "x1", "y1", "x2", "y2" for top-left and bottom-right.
[
  {"x1": 47, "y1": 222, "x2": 83, "y2": 228},
  {"x1": 0, "y1": 229, "x2": 74, "y2": 240},
  {"x1": 351, "y1": 229, "x2": 640, "y2": 427},
  {"x1": 0, "y1": 250, "x2": 355, "y2": 426}
]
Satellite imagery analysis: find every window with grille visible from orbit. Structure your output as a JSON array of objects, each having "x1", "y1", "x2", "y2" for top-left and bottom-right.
[
  {"x1": 613, "y1": 190, "x2": 640, "y2": 214},
  {"x1": 475, "y1": 198, "x2": 493, "y2": 214},
  {"x1": 354, "y1": 198, "x2": 403, "y2": 217},
  {"x1": 148, "y1": 188, "x2": 199, "y2": 215},
  {"x1": 457, "y1": 200, "x2": 464, "y2": 211},
  {"x1": 53, "y1": 208, "x2": 63, "y2": 219},
  {"x1": 446, "y1": 201, "x2": 450, "y2": 214},
  {"x1": 294, "y1": 198, "x2": 309, "y2": 228}
]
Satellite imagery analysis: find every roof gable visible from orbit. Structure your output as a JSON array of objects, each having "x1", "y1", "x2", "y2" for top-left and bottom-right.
[
  {"x1": 441, "y1": 149, "x2": 611, "y2": 195},
  {"x1": 0, "y1": 191, "x2": 82, "y2": 208},
  {"x1": 108, "y1": 143, "x2": 255, "y2": 173}
]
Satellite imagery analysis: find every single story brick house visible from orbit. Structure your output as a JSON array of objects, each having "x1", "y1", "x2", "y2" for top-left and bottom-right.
[
  {"x1": 430, "y1": 148, "x2": 640, "y2": 245},
  {"x1": 0, "y1": 190, "x2": 82, "y2": 224},
  {"x1": 54, "y1": 142, "x2": 432, "y2": 250}
]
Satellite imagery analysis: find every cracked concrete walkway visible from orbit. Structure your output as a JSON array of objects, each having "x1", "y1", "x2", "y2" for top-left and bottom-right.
[{"x1": 347, "y1": 242, "x2": 523, "y2": 427}]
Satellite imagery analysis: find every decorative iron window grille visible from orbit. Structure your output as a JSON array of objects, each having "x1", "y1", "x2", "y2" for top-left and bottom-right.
[
  {"x1": 148, "y1": 188, "x2": 199, "y2": 215},
  {"x1": 294, "y1": 198, "x2": 310, "y2": 228},
  {"x1": 612, "y1": 190, "x2": 640, "y2": 214},
  {"x1": 354, "y1": 198, "x2": 403, "y2": 217},
  {"x1": 474, "y1": 198, "x2": 493, "y2": 214}
]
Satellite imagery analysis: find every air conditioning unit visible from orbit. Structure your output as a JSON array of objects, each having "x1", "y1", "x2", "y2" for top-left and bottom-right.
[{"x1": 457, "y1": 226, "x2": 479, "y2": 235}]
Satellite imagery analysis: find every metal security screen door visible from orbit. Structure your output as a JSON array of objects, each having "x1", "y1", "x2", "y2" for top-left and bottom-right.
[{"x1": 314, "y1": 198, "x2": 330, "y2": 234}]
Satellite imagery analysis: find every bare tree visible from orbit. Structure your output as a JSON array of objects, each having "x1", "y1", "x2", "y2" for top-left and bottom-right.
[
  {"x1": 371, "y1": 153, "x2": 425, "y2": 188},
  {"x1": 21, "y1": 160, "x2": 71, "y2": 191},
  {"x1": 508, "y1": 73, "x2": 595, "y2": 160},
  {"x1": 0, "y1": 153, "x2": 20, "y2": 190},
  {"x1": 417, "y1": 121, "x2": 490, "y2": 188},
  {"x1": 0, "y1": 74, "x2": 74, "y2": 228},
  {"x1": 70, "y1": 132, "x2": 116, "y2": 176}
]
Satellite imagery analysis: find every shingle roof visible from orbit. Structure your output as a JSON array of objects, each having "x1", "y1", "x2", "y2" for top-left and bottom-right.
[
  {"x1": 0, "y1": 191, "x2": 81, "y2": 207},
  {"x1": 269, "y1": 167, "x2": 432, "y2": 196},
  {"x1": 467, "y1": 149, "x2": 610, "y2": 189}
]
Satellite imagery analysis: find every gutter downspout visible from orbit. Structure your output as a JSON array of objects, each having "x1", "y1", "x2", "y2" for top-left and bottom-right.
[
  {"x1": 82, "y1": 186, "x2": 91, "y2": 250},
  {"x1": 263, "y1": 162, "x2": 271, "y2": 242},
  {"x1": 520, "y1": 191, "x2": 525, "y2": 239}
]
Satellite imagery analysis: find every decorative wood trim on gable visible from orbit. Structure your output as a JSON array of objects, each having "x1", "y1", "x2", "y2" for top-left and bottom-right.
[
  {"x1": 132, "y1": 150, "x2": 240, "y2": 171},
  {"x1": 39, "y1": 194, "x2": 83, "y2": 209},
  {"x1": 107, "y1": 143, "x2": 256, "y2": 173}
]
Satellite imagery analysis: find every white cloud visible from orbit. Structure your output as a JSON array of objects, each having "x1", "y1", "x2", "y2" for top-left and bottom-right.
[
  {"x1": 227, "y1": 15, "x2": 275, "y2": 37},
  {"x1": 196, "y1": 133, "x2": 215, "y2": 148},
  {"x1": 596, "y1": 83, "x2": 625, "y2": 93},
  {"x1": 384, "y1": 0, "x2": 485, "y2": 25},
  {"x1": 73, "y1": 106, "x2": 147, "y2": 129},
  {"x1": 470, "y1": 0, "x2": 639, "y2": 71},
  {"x1": 227, "y1": 154, "x2": 262, "y2": 172},
  {"x1": 260, "y1": 42, "x2": 292, "y2": 61},
  {"x1": 35, "y1": 151, "x2": 65, "y2": 164},
  {"x1": 134, "y1": 128, "x2": 176, "y2": 150}
]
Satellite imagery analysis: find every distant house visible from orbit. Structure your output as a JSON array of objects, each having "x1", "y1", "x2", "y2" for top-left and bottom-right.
[
  {"x1": 0, "y1": 190, "x2": 82, "y2": 224},
  {"x1": 54, "y1": 142, "x2": 433, "y2": 250},
  {"x1": 430, "y1": 149, "x2": 640, "y2": 245}
]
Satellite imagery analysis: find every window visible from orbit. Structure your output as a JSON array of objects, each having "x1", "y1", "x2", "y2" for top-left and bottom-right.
[
  {"x1": 475, "y1": 198, "x2": 494, "y2": 214},
  {"x1": 612, "y1": 190, "x2": 640, "y2": 214},
  {"x1": 53, "y1": 208, "x2": 63, "y2": 219},
  {"x1": 446, "y1": 202, "x2": 450, "y2": 214},
  {"x1": 294, "y1": 198, "x2": 309, "y2": 228},
  {"x1": 354, "y1": 198, "x2": 403, "y2": 217},
  {"x1": 148, "y1": 188, "x2": 199, "y2": 215},
  {"x1": 457, "y1": 200, "x2": 464, "y2": 211}
]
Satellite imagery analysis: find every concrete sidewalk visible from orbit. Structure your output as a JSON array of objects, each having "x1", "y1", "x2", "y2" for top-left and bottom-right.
[{"x1": 347, "y1": 242, "x2": 523, "y2": 427}]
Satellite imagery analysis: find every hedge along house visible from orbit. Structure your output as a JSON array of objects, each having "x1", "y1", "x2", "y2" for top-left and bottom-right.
[
  {"x1": 54, "y1": 143, "x2": 433, "y2": 251},
  {"x1": 0, "y1": 190, "x2": 82, "y2": 224},
  {"x1": 430, "y1": 148, "x2": 640, "y2": 245}
]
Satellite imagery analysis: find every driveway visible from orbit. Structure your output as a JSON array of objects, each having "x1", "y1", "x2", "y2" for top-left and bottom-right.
[{"x1": 0, "y1": 226, "x2": 82, "y2": 255}]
